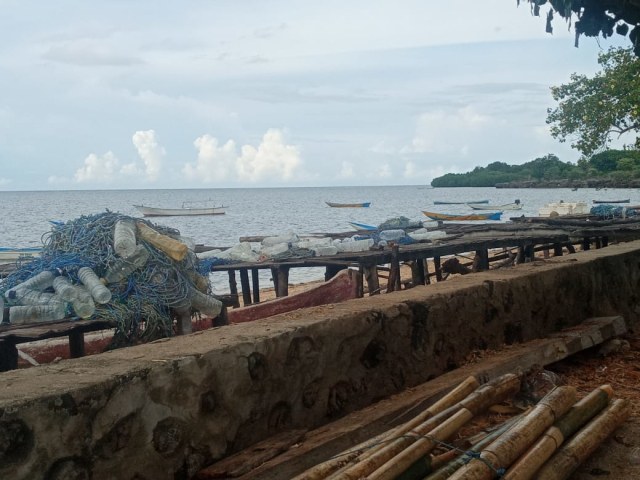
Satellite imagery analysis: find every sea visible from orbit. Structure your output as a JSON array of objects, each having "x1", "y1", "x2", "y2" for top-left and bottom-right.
[{"x1": 1, "y1": 185, "x2": 636, "y2": 292}]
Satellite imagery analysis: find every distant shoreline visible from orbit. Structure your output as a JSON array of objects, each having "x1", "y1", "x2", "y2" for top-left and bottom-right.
[{"x1": 494, "y1": 178, "x2": 640, "y2": 189}]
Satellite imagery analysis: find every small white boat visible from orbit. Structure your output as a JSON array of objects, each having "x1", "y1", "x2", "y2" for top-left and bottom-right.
[
  {"x1": 134, "y1": 202, "x2": 226, "y2": 217},
  {"x1": 0, "y1": 247, "x2": 42, "y2": 264},
  {"x1": 467, "y1": 202, "x2": 523, "y2": 211},
  {"x1": 538, "y1": 201, "x2": 589, "y2": 217}
]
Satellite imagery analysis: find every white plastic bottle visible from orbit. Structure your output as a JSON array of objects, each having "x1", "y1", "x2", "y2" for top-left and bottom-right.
[
  {"x1": 336, "y1": 238, "x2": 374, "y2": 253},
  {"x1": 9, "y1": 304, "x2": 66, "y2": 325},
  {"x1": 7, "y1": 271, "x2": 56, "y2": 296},
  {"x1": 12, "y1": 289, "x2": 66, "y2": 311},
  {"x1": 311, "y1": 245, "x2": 339, "y2": 256},
  {"x1": 113, "y1": 219, "x2": 137, "y2": 258},
  {"x1": 378, "y1": 229, "x2": 406, "y2": 242},
  {"x1": 103, "y1": 244, "x2": 150, "y2": 284},
  {"x1": 190, "y1": 289, "x2": 223, "y2": 317},
  {"x1": 78, "y1": 267, "x2": 112, "y2": 304},
  {"x1": 54, "y1": 276, "x2": 95, "y2": 318}
]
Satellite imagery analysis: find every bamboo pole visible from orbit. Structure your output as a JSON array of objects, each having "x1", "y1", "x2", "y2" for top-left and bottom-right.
[
  {"x1": 532, "y1": 398, "x2": 631, "y2": 480},
  {"x1": 503, "y1": 385, "x2": 613, "y2": 480},
  {"x1": 293, "y1": 376, "x2": 480, "y2": 480},
  {"x1": 136, "y1": 221, "x2": 188, "y2": 261},
  {"x1": 447, "y1": 386, "x2": 577, "y2": 480},
  {"x1": 330, "y1": 374, "x2": 521, "y2": 480},
  {"x1": 425, "y1": 414, "x2": 525, "y2": 480}
]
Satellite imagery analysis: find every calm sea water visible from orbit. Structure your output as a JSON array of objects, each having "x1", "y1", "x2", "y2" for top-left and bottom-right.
[{"x1": 1, "y1": 186, "x2": 636, "y2": 291}]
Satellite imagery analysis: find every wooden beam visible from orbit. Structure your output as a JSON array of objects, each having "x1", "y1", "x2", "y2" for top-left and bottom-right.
[
  {"x1": 363, "y1": 265, "x2": 380, "y2": 296},
  {"x1": 434, "y1": 256, "x2": 442, "y2": 281},
  {"x1": 228, "y1": 270, "x2": 239, "y2": 309},
  {"x1": 252, "y1": 269, "x2": 261, "y2": 304},
  {"x1": 0, "y1": 339, "x2": 18, "y2": 371},
  {"x1": 276, "y1": 267, "x2": 289, "y2": 297},
  {"x1": 68, "y1": 330, "x2": 85, "y2": 358},
  {"x1": 239, "y1": 269, "x2": 252, "y2": 306}
]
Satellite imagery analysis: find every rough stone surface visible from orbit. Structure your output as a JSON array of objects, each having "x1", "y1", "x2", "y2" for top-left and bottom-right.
[{"x1": 1, "y1": 241, "x2": 640, "y2": 479}]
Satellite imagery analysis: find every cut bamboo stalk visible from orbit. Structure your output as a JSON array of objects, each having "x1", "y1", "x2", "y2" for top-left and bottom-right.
[
  {"x1": 532, "y1": 398, "x2": 631, "y2": 480},
  {"x1": 447, "y1": 386, "x2": 577, "y2": 480},
  {"x1": 504, "y1": 385, "x2": 613, "y2": 480},
  {"x1": 331, "y1": 374, "x2": 521, "y2": 480},
  {"x1": 136, "y1": 221, "x2": 188, "y2": 261},
  {"x1": 293, "y1": 376, "x2": 479, "y2": 480},
  {"x1": 425, "y1": 414, "x2": 525, "y2": 480}
]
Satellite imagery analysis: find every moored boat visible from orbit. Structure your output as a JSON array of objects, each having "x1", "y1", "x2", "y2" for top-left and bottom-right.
[
  {"x1": 467, "y1": 202, "x2": 523, "y2": 211},
  {"x1": 0, "y1": 247, "x2": 42, "y2": 264},
  {"x1": 326, "y1": 201, "x2": 371, "y2": 208},
  {"x1": 592, "y1": 199, "x2": 630, "y2": 204},
  {"x1": 348, "y1": 221, "x2": 378, "y2": 231},
  {"x1": 133, "y1": 203, "x2": 226, "y2": 217},
  {"x1": 434, "y1": 200, "x2": 489, "y2": 205},
  {"x1": 422, "y1": 210, "x2": 502, "y2": 221}
]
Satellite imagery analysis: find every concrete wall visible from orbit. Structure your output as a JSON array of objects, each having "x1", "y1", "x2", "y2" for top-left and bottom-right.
[{"x1": 1, "y1": 241, "x2": 640, "y2": 479}]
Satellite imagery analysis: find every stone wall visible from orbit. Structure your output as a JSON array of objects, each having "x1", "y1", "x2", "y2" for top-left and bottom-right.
[{"x1": 2, "y1": 241, "x2": 640, "y2": 479}]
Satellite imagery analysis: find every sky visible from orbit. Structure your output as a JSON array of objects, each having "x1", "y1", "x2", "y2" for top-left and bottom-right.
[{"x1": 0, "y1": 0, "x2": 630, "y2": 191}]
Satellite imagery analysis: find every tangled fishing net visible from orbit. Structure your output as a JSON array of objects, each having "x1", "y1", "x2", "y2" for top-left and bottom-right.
[
  {"x1": 0, "y1": 211, "x2": 218, "y2": 347},
  {"x1": 590, "y1": 204, "x2": 638, "y2": 219}
]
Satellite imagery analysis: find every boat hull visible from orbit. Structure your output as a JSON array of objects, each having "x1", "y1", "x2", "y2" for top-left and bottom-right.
[
  {"x1": 434, "y1": 200, "x2": 489, "y2": 205},
  {"x1": 348, "y1": 221, "x2": 377, "y2": 231},
  {"x1": 422, "y1": 210, "x2": 502, "y2": 221},
  {"x1": 592, "y1": 199, "x2": 630, "y2": 204},
  {"x1": 326, "y1": 202, "x2": 371, "y2": 208},
  {"x1": 133, "y1": 205, "x2": 226, "y2": 217},
  {"x1": 538, "y1": 202, "x2": 589, "y2": 217},
  {"x1": 0, "y1": 247, "x2": 42, "y2": 264},
  {"x1": 468, "y1": 203, "x2": 523, "y2": 211}
]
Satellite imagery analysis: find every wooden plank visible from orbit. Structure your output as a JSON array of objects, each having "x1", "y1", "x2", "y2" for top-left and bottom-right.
[
  {"x1": 239, "y1": 269, "x2": 252, "y2": 306},
  {"x1": 174, "y1": 307, "x2": 192, "y2": 336},
  {"x1": 252, "y1": 268, "x2": 260, "y2": 304},
  {"x1": 196, "y1": 429, "x2": 307, "y2": 479},
  {"x1": 229, "y1": 316, "x2": 626, "y2": 480},
  {"x1": 228, "y1": 270, "x2": 239, "y2": 308},
  {"x1": 68, "y1": 330, "x2": 85, "y2": 358},
  {"x1": 363, "y1": 265, "x2": 380, "y2": 296},
  {"x1": 434, "y1": 256, "x2": 442, "y2": 281},
  {"x1": 276, "y1": 267, "x2": 289, "y2": 298}
]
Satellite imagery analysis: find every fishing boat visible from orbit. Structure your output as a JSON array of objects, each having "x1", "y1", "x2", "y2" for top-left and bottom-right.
[
  {"x1": 0, "y1": 247, "x2": 42, "y2": 264},
  {"x1": 422, "y1": 210, "x2": 502, "y2": 221},
  {"x1": 325, "y1": 201, "x2": 371, "y2": 208},
  {"x1": 434, "y1": 200, "x2": 489, "y2": 205},
  {"x1": 467, "y1": 202, "x2": 523, "y2": 211},
  {"x1": 133, "y1": 201, "x2": 226, "y2": 217},
  {"x1": 538, "y1": 201, "x2": 589, "y2": 217},
  {"x1": 592, "y1": 199, "x2": 630, "y2": 204},
  {"x1": 348, "y1": 221, "x2": 378, "y2": 231}
]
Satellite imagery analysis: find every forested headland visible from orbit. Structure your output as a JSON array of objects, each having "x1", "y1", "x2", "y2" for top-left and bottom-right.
[{"x1": 430, "y1": 150, "x2": 640, "y2": 188}]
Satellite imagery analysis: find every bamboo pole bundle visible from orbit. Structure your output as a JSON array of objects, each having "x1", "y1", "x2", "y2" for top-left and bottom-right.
[
  {"x1": 532, "y1": 398, "x2": 631, "y2": 480},
  {"x1": 329, "y1": 373, "x2": 521, "y2": 480},
  {"x1": 424, "y1": 414, "x2": 525, "y2": 480},
  {"x1": 292, "y1": 377, "x2": 480, "y2": 480},
  {"x1": 447, "y1": 386, "x2": 577, "y2": 480},
  {"x1": 503, "y1": 385, "x2": 613, "y2": 480}
]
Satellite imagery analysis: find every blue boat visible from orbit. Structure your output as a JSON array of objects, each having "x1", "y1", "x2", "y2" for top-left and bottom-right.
[
  {"x1": 326, "y1": 201, "x2": 371, "y2": 208},
  {"x1": 433, "y1": 200, "x2": 489, "y2": 205},
  {"x1": 348, "y1": 221, "x2": 377, "y2": 231}
]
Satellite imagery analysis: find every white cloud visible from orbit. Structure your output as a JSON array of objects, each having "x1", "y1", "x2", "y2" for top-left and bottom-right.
[
  {"x1": 0, "y1": 177, "x2": 11, "y2": 186},
  {"x1": 74, "y1": 151, "x2": 121, "y2": 183},
  {"x1": 337, "y1": 161, "x2": 355, "y2": 179},
  {"x1": 237, "y1": 129, "x2": 301, "y2": 182},
  {"x1": 132, "y1": 130, "x2": 164, "y2": 181},
  {"x1": 183, "y1": 135, "x2": 237, "y2": 182},
  {"x1": 404, "y1": 106, "x2": 490, "y2": 154},
  {"x1": 367, "y1": 163, "x2": 392, "y2": 179}
]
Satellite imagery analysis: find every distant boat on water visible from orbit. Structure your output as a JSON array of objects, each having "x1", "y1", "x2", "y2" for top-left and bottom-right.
[
  {"x1": 0, "y1": 247, "x2": 41, "y2": 264},
  {"x1": 467, "y1": 202, "x2": 523, "y2": 211},
  {"x1": 592, "y1": 199, "x2": 630, "y2": 204},
  {"x1": 325, "y1": 201, "x2": 371, "y2": 208},
  {"x1": 348, "y1": 221, "x2": 377, "y2": 231},
  {"x1": 433, "y1": 200, "x2": 489, "y2": 205},
  {"x1": 422, "y1": 210, "x2": 502, "y2": 221},
  {"x1": 134, "y1": 201, "x2": 226, "y2": 217},
  {"x1": 538, "y1": 201, "x2": 589, "y2": 217}
]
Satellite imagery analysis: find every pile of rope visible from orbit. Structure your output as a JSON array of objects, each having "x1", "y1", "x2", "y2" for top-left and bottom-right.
[{"x1": 0, "y1": 211, "x2": 214, "y2": 346}]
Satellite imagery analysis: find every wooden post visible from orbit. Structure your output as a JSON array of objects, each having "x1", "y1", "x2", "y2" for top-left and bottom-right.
[
  {"x1": 434, "y1": 256, "x2": 443, "y2": 281},
  {"x1": 239, "y1": 269, "x2": 252, "y2": 306},
  {"x1": 424, "y1": 259, "x2": 431, "y2": 285},
  {"x1": 411, "y1": 259, "x2": 425, "y2": 287},
  {"x1": 68, "y1": 330, "x2": 86, "y2": 358},
  {"x1": 553, "y1": 243, "x2": 563, "y2": 256},
  {"x1": 595, "y1": 236, "x2": 602, "y2": 249},
  {"x1": 270, "y1": 267, "x2": 279, "y2": 293},
  {"x1": 356, "y1": 268, "x2": 364, "y2": 298},
  {"x1": 516, "y1": 246, "x2": 525, "y2": 264},
  {"x1": 325, "y1": 264, "x2": 344, "y2": 281},
  {"x1": 524, "y1": 244, "x2": 535, "y2": 262},
  {"x1": 566, "y1": 242, "x2": 576, "y2": 254},
  {"x1": 228, "y1": 270, "x2": 239, "y2": 308},
  {"x1": 276, "y1": 267, "x2": 289, "y2": 297},
  {"x1": 602, "y1": 236, "x2": 609, "y2": 247},
  {"x1": 475, "y1": 249, "x2": 489, "y2": 271},
  {"x1": 213, "y1": 306, "x2": 229, "y2": 327},
  {"x1": 251, "y1": 268, "x2": 260, "y2": 304},
  {"x1": 0, "y1": 339, "x2": 18, "y2": 372},
  {"x1": 582, "y1": 237, "x2": 591, "y2": 251},
  {"x1": 364, "y1": 265, "x2": 380, "y2": 295},
  {"x1": 387, "y1": 245, "x2": 401, "y2": 292},
  {"x1": 174, "y1": 306, "x2": 192, "y2": 335}
]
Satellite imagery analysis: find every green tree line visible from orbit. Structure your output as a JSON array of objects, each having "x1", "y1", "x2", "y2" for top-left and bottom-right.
[{"x1": 430, "y1": 150, "x2": 640, "y2": 187}]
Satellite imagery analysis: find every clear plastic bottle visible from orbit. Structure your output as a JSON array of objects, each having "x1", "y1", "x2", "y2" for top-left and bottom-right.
[
  {"x1": 54, "y1": 276, "x2": 95, "y2": 318},
  {"x1": 336, "y1": 238, "x2": 374, "y2": 253},
  {"x1": 113, "y1": 219, "x2": 137, "y2": 258},
  {"x1": 311, "y1": 245, "x2": 339, "y2": 256},
  {"x1": 7, "y1": 270, "x2": 56, "y2": 296},
  {"x1": 9, "y1": 304, "x2": 66, "y2": 325},
  {"x1": 378, "y1": 229, "x2": 407, "y2": 241},
  {"x1": 78, "y1": 267, "x2": 112, "y2": 304},
  {"x1": 103, "y1": 244, "x2": 150, "y2": 284},
  {"x1": 261, "y1": 232, "x2": 299, "y2": 247},
  {"x1": 12, "y1": 288, "x2": 65, "y2": 307},
  {"x1": 190, "y1": 289, "x2": 223, "y2": 317}
]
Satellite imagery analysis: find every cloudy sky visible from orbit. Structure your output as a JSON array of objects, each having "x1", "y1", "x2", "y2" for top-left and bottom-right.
[{"x1": 0, "y1": 1, "x2": 628, "y2": 191}]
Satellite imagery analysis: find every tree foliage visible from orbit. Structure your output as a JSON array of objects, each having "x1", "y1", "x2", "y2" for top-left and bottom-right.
[
  {"x1": 429, "y1": 149, "x2": 640, "y2": 187},
  {"x1": 521, "y1": 0, "x2": 640, "y2": 56},
  {"x1": 546, "y1": 47, "x2": 640, "y2": 157}
]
